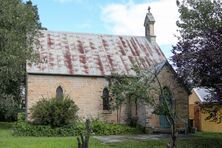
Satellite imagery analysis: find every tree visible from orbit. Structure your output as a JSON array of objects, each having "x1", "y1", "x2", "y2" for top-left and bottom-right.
[
  {"x1": 0, "y1": 0, "x2": 41, "y2": 120},
  {"x1": 172, "y1": 0, "x2": 222, "y2": 98},
  {"x1": 109, "y1": 65, "x2": 180, "y2": 148},
  {"x1": 109, "y1": 67, "x2": 156, "y2": 125},
  {"x1": 172, "y1": 0, "x2": 222, "y2": 122}
]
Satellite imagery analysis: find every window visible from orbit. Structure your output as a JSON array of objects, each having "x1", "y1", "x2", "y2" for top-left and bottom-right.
[
  {"x1": 56, "y1": 86, "x2": 63, "y2": 99},
  {"x1": 102, "y1": 87, "x2": 110, "y2": 110},
  {"x1": 159, "y1": 86, "x2": 172, "y2": 128},
  {"x1": 162, "y1": 86, "x2": 173, "y2": 107}
]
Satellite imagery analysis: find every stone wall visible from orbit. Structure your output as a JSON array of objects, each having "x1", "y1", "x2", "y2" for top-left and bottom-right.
[
  {"x1": 27, "y1": 64, "x2": 188, "y2": 130},
  {"x1": 26, "y1": 74, "x2": 128, "y2": 123},
  {"x1": 157, "y1": 65, "x2": 189, "y2": 129},
  {"x1": 137, "y1": 65, "x2": 189, "y2": 129}
]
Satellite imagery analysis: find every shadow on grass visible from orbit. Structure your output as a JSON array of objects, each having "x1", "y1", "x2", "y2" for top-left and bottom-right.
[
  {"x1": 177, "y1": 132, "x2": 222, "y2": 148},
  {"x1": 178, "y1": 137, "x2": 222, "y2": 148}
]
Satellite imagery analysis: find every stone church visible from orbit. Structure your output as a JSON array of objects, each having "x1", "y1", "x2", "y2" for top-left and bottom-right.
[{"x1": 26, "y1": 9, "x2": 188, "y2": 130}]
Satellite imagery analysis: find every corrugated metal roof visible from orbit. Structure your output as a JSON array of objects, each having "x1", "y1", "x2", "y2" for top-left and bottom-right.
[
  {"x1": 27, "y1": 30, "x2": 166, "y2": 76},
  {"x1": 193, "y1": 88, "x2": 212, "y2": 102}
]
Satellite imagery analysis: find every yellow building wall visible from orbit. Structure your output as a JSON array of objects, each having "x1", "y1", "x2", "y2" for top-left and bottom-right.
[
  {"x1": 189, "y1": 89, "x2": 222, "y2": 132},
  {"x1": 189, "y1": 90, "x2": 200, "y2": 105},
  {"x1": 201, "y1": 108, "x2": 222, "y2": 133},
  {"x1": 189, "y1": 90, "x2": 201, "y2": 128}
]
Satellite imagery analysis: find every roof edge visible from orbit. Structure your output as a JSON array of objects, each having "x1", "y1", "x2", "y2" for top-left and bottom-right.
[{"x1": 39, "y1": 29, "x2": 147, "y2": 38}]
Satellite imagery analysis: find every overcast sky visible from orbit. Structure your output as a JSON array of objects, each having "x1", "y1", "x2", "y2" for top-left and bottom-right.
[{"x1": 30, "y1": 0, "x2": 180, "y2": 58}]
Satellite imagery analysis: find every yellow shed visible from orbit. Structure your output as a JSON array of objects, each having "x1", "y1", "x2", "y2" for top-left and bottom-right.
[{"x1": 189, "y1": 88, "x2": 222, "y2": 133}]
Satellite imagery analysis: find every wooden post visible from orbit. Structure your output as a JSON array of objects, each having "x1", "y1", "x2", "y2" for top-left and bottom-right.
[{"x1": 77, "y1": 119, "x2": 91, "y2": 148}]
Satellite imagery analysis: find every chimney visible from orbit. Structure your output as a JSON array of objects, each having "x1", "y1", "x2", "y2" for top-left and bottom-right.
[{"x1": 144, "y1": 6, "x2": 156, "y2": 43}]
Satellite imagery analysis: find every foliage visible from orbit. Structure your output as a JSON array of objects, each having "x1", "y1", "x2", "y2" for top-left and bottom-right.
[
  {"x1": 91, "y1": 119, "x2": 141, "y2": 135},
  {"x1": 153, "y1": 87, "x2": 174, "y2": 116},
  {"x1": 109, "y1": 66, "x2": 157, "y2": 123},
  {"x1": 0, "y1": 94, "x2": 18, "y2": 121},
  {"x1": 30, "y1": 96, "x2": 79, "y2": 127},
  {"x1": 0, "y1": 0, "x2": 42, "y2": 120},
  {"x1": 173, "y1": 0, "x2": 222, "y2": 123},
  {"x1": 17, "y1": 112, "x2": 26, "y2": 122},
  {"x1": 110, "y1": 66, "x2": 157, "y2": 108},
  {"x1": 3, "y1": 122, "x2": 222, "y2": 148},
  {"x1": 153, "y1": 86, "x2": 178, "y2": 148},
  {"x1": 13, "y1": 120, "x2": 84, "y2": 137},
  {"x1": 110, "y1": 65, "x2": 181, "y2": 148},
  {"x1": 13, "y1": 118, "x2": 140, "y2": 137},
  {"x1": 172, "y1": 0, "x2": 222, "y2": 97}
]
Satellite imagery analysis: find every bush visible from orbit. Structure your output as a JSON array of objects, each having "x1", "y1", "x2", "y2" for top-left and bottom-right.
[
  {"x1": 13, "y1": 119, "x2": 142, "y2": 137},
  {"x1": 13, "y1": 121, "x2": 84, "y2": 137},
  {"x1": 30, "y1": 96, "x2": 79, "y2": 127},
  {"x1": 0, "y1": 94, "x2": 18, "y2": 121},
  {"x1": 17, "y1": 112, "x2": 26, "y2": 122},
  {"x1": 91, "y1": 119, "x2": 141, "y2": 135}
]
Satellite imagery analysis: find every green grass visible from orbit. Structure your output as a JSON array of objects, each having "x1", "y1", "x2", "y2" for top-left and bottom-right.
[
  {"x1": 1, "y1": 122, "x2": 222, "y2": 148},
  {"x1": 0, "y1": 122, "x2": 109, "y2": 148},
  {"x1": 0, "y1": 122, "x2": 14, "y2": 137}
]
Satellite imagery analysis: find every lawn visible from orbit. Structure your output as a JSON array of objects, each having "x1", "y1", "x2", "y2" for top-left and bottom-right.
[{"x1": 1, "y1": 122, "x2": 222, "y2": 148}]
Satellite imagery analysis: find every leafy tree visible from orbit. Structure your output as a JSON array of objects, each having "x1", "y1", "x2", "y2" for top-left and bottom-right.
[
  {"x1": 109, "y1": 66, "x2": 180, "y2": 148},
  {"x1": 172, "y1": 0, "x2": 222, "y2": 98},
  {"x1": 109, "y1": 67, "x2": 156, "y2": 124},
  {"x1": 172, "y1": 0, "x2": 222, "y2": 122},
  {"x1": 0, "y1": 0, "x2": 41, "y2": 120},
  {"x1": 0, "y1": 94, "x2": 18, "y2": 121}
]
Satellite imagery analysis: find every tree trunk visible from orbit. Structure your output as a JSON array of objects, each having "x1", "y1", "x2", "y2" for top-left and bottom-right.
[
  {"x1": 119, "y1": 105, "x2": 122, "y2": 123},
  {"x1": 135, "y1": 98, "x2": 138, "y2": 116},
  {"x1": 166, "y1": 117, "x2": 177, "y2": 148},
  {"x1": 117, "y1": 108, "x2": 119, "y2": 123},
  {"x1": 171, "y1": 120, "x2": 177, "y2": 148},
  {"x1": 127, "y1": 96, "x2": 132, "y2": 125}
]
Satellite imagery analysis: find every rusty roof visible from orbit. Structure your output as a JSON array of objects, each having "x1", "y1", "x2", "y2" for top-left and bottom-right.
[{"x1": 27, "y1": 30, "x2": 166, "y2": 76}]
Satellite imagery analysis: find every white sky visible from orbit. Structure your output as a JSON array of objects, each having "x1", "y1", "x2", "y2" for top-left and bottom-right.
[{"x1": 101, "y1": 0, "x2": 179, "y2": 57}]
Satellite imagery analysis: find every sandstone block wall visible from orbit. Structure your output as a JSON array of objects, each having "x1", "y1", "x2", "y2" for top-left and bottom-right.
[
  {"x1": 26, "y1": 74, "x2": 127, "y2": 123},
  {"x1": 137, "y1": 65, "x2": 189, "y2": 129},
  {"x1": 27, "y1": 65, "x2": 188, "y2": 130},
  {"x1": 157, "y1": 65, "x2": 189, "y2": 129}
]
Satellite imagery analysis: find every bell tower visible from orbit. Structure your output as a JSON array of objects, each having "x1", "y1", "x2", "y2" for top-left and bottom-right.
[{"x1": 144, "y1": 7, "x2": 156, "y2": 43}]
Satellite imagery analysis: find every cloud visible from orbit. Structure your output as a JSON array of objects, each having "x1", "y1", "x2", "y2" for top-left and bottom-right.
[{"x1": 101, "y1": 0, "x2": 179, "y2": 46}]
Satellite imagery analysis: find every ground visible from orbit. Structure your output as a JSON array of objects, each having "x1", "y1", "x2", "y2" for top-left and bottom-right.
[{"x1": 1, "y1": 122, "x2": 222, "y2": 148}]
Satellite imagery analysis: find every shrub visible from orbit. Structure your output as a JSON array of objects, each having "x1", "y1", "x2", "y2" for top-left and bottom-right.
[
  {"x1": 0, "y1": 94, "x2": 18, "y2": 121},
  {"x1": 17, "y1": 112, "x2": 26, "y2": 122},
  {"x1": 13, "y1": 119, "x2": 142, "y2": 137},
  {"x1": 13, "y1": 120, "x2": 84, "y2": 137},
  {"x1": 91, "y1": 119, "x2": 141, "y2": 135},
  {"x1": 30, "y1": 95, "x2": 79, "y2": 127}
]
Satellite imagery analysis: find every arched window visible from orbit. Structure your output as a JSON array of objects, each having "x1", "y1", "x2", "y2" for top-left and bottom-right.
[
  {"x1": 102, "y1": 87, "x2": 110, "y2": 110},
  {"x1": 159, "y1": 86, "x2": 173, "y2": 128},
  {"x1": 56, "y1": 86, "x2": 63, "y2": 99},
  {"x1": 162, "y1": 86, "x2": 173, "y2": 107}
]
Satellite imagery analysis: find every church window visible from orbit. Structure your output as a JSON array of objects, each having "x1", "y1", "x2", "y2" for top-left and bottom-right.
[
  {"x1": 56, "y1": 86, "x2": 63, "y2": 99},
  {"x1": 102, "y1": 87, "x2": 110, "y2": 110}
]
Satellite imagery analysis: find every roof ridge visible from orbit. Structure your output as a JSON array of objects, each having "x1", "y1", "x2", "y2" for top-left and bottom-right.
[{"x1": 40, "y1": 29, "x2": 146, "y2": 38}]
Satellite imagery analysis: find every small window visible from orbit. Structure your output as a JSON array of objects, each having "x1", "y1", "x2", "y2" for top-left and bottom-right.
[
  {"x1": 102, "y1": 87, "x2": 110, "y2": 110},
  {"x1": 56, "y1": 86, "x2": 63, "y2": 99}
]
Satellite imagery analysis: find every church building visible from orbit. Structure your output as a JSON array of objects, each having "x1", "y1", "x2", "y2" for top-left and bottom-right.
[{"x1": 26, "y1": 8, "x2": 188, "y2": 131}]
